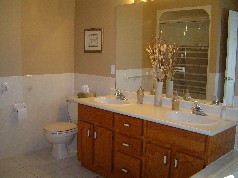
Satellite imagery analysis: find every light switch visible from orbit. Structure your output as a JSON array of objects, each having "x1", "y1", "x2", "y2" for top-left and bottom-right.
[{"x1": 111, "y1": 65, "x2": 115, "y2": 75}]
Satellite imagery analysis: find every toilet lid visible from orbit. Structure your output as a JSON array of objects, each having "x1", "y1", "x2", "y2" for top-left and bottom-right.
[{"x1": 43, "y1": 122, "x2": 77, "y2": 132}]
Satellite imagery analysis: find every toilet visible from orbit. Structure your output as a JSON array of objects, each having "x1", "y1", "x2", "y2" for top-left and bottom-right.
[{"x1": 43, "y1": 100, "x2": 78, "y2": 159}]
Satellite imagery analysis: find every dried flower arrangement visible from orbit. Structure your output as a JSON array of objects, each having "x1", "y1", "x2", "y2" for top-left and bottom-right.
[{"x1": 146, "y1": 37, "x2": 177, "y2": 82}]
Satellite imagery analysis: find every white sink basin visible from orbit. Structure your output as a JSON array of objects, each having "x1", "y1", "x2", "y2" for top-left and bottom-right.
[
  {"x1": 166, "y1": 111, "x2": 218, "y2": 125},
  {"x1": 94, "y1": 96, "x2": 130, "y2": 105}
]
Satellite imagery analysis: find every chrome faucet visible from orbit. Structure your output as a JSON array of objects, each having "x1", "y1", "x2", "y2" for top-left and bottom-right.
[
  {"x1": 192, "y1": 101, "x2": 207, "y2": 116},
  {"x1": 115, "y1": 89, "x2": 127, "y2": 100}
]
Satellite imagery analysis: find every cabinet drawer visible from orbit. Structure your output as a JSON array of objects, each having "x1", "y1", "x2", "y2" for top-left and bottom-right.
[
  {"x1": 115, "y1": 133, "x2": 142, "y2": 157},
  {"x1": 146, "y1": 122, "x2": 207, "y2": 154},
  {"x1": 114, "y1": 113, "x2": 143, "y2": 138},
  {"x1": 78, "y1": 104, "x2": 113, "y2": 128},
  {"x1": 114, "y1": 151, "x2": 141, "y2": 178}
]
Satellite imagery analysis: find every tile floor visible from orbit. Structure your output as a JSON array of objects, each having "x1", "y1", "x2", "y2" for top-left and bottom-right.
[{"x1": 0, "y1": 148, "x2": 101, "y2": 178}]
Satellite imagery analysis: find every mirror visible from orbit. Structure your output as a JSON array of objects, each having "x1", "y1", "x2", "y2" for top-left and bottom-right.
[{"x1": 115, "y1": 1, "x2": 221, "y2": 101}]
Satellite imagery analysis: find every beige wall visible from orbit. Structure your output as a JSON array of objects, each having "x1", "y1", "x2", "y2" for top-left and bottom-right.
[
  {"x1": 74, "y1": 0, "x2": 132, "y2": 77},
  {"x1": 142, "y1": 2, "x2": 157, "y2": 69},
  {"x1": 0, "y1": 0, "x2": 75, "y2": 77},
  {"x1": 116, "y1": 3, "x2": 143, "y2": 70},
  {"x1": 0, "y1": 0, "x2": 22, "y2": 77},
  {"x1": 22, "y1": 0, "x2": 75, "y2": 75}
]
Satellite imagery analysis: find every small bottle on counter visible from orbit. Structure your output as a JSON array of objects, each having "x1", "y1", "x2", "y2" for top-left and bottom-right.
[
  {"x1": 183, "y1": 89, "x2": 191, "y2": 101},
  {"x1": 137, "y1": 86, "x2": 144, "y2": 104},
  {"x1": 220, "y1": 102, "x2": 227, "y2": 120},
  {"x1": 172, "y1": 90, "x2": 180, "y2": 110}
]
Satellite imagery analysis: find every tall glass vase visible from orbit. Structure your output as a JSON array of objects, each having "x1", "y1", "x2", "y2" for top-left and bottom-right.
[
  {"x1": 154, "y1": 81, "x2": 163, "y2": 107},
  {"x1": 166, "y1": 80, "x2": 173, "y2": 98}
]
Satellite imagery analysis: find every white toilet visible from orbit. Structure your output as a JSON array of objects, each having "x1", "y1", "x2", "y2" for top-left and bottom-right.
[{"x1": 43, "y1": 100, "x2": 78, "y2": 159}]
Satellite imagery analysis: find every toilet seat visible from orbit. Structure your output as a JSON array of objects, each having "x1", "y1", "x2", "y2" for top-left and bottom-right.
[{"x1": 43, "y1": 122, "x2": 77, "y2": 135}]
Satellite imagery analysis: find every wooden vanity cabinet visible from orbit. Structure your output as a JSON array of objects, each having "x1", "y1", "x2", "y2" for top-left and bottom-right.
[
  {"x1": 143, "y1": 121, "x2": 236, "y2": 178},
  {"x1": 77, "y1": 104, "x2": 236, "y2": 178},
  {"x1": 77, "y1": 104, "x2": 113, "y2": 177}
]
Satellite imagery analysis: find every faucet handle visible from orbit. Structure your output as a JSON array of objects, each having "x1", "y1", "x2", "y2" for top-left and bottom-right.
[
  {"x1": 115, "y1": 89, "x2": 121, "y2": 95},
  {"x1": 193, "y1": 101, "x2": 200, "y2": 108}
]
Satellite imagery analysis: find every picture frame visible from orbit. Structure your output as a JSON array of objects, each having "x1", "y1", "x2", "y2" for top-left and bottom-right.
[{"x1": 84, "y1": 28, "x2": 103, "y2": 53}]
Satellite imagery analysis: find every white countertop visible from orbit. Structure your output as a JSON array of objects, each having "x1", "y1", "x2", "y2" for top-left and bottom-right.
[{"x1": 70, "y1": 95, "x2": 237, "y2": 136}]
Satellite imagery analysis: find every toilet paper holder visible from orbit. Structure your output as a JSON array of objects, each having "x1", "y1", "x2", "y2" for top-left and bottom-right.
[{"x1": 14, "y1": 103, "x2": 27, "y2": 112}]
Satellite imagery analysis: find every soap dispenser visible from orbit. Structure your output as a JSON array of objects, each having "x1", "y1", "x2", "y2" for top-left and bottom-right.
[
  {"x1": 137, "y1": 86, "x2": 144, "y2": 104},
  {"x1": 172, "y1": 90, "x2": 180, "y2": 110}
]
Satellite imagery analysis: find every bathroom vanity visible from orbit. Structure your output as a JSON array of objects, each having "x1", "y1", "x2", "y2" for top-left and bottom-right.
[{"x1": 74, "y1": 96, "x2": 237, "y2": 178}]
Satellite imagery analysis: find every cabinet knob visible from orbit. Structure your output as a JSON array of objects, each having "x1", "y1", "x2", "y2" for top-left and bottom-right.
[
  {"x1": 123, "y1": 123, "x2": 130, "y2": 127},
  {"x1": 94, "y1": 131, "x2": 97, "y2": 139},
  {"x1": 163, "y1": 155, "x2": 167, "y2": 165},
  {"x1": 174, "y1": 158, "x2": 178, "y2": 168},
  {"x1": 121, "y1": 168, "x2": 128, "y2": 173},
  {"x1": 122, "y1": 143, "x2": 131, "y2": 147}
]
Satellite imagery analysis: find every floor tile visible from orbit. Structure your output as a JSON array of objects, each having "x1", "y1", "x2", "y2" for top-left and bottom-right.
[
  {"x1": 0, "y1": 167, "x2": 36, "y2": 178},
  {"x1": 24, "y1": 161, "x2": 61, "y2": 177},
  {"x1": 12, "y1": 151, "x2": 47, "y2": 167},
  {"x1": 35, "y1": 147, "x2": 56, "y2": 162},
  {"x1": 40, "y1": 169, "x2": 76, "y2": 178},
  {"x1": 65, "y1": 164, "x2": 98, "y2": 178},
  {"x1": 0, "y1": 158, "x2": 23, "y2": 174},
  {"x1": 0, "y1": 148, "x2": 103, "y2": 178},
  {"x1": 52, "y1": 155, "x2": 80, "y2": 169}
]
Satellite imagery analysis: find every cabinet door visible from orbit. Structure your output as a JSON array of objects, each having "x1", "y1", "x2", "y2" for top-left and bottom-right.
[
  {"x1": 80, "y1": 121, "x2": 93, "y2": 166},
  {"x1": 143, "y1": 143, "x2": 170, "y2": 178},
  {"x1": 171, "y1": 152, "x2": 204, "y2": 178},
  {"x1": 94, "y1": 126, "x2": 113, "y2": 173}
]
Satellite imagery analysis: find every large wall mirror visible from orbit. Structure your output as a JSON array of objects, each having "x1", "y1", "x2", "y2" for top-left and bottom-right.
[{"x1": 115, "y1": 1, "x2": 238, "y2": 105}]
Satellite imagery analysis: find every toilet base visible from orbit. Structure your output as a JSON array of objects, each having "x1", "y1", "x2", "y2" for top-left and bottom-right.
[{"x1": 52, "y1": 144, "x2": 69, "y2": 159}]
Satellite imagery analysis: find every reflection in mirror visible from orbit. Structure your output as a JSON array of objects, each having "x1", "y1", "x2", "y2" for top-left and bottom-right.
[
  {"x1": 159, "y1": 9, "x2": 209, "y2": 99},
  {"x1": 116, "y1": 2, "x2": 212, "y2": 100}
]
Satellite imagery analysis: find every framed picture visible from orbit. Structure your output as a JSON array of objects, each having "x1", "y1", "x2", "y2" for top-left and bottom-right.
[{"x1": 84, "y1": 28, "x2": 103, "y2": 53}]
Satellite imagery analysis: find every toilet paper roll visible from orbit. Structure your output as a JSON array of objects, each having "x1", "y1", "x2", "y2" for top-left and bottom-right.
[
  {"x1": 14, "y1": 103, "x2": 27, "y2": 120},
  {"x1": 17, "y1": 108, "x2": 27, "y2": 120}
]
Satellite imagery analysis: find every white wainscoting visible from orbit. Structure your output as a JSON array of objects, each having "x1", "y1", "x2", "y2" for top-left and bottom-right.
[{"x1": 0, "y1": 73, "x2": 74, "y2": 159}]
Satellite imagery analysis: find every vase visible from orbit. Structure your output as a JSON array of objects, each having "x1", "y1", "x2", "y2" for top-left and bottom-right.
[
  {"x1": 166, "y1": 80, "x2": 173, "y2": 98},
  {"x1": 154, "y1": 81, "x2": 163, "y2": 107}
]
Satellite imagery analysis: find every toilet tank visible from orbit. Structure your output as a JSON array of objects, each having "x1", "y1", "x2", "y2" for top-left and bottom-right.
[{"x1": 67, "y1": 100, "x2": 78, "y2": 124}]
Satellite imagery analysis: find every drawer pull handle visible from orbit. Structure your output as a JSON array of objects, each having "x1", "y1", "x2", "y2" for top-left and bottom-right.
[
  {"x1": 122, "y1": 143, "x2": 131, "y2": 147},
  {"x1": 87, "y1": 129, "x2": 90, "y2": 137},
  {"x1": 94, "y1": 131, "x2": 97, "y2": 139},
  {"x1": 123, "y1": 123, "x2": 130, "y2": 127},
  {"x1": 174, "y1": 158, "x2": 178, "y2": 168},
  {"x1": 163, "y1": 155, "x2": 167, "y2": 165},
  {"x1": 121, "y1": 168, "x2": 128, "y2": 173}
]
